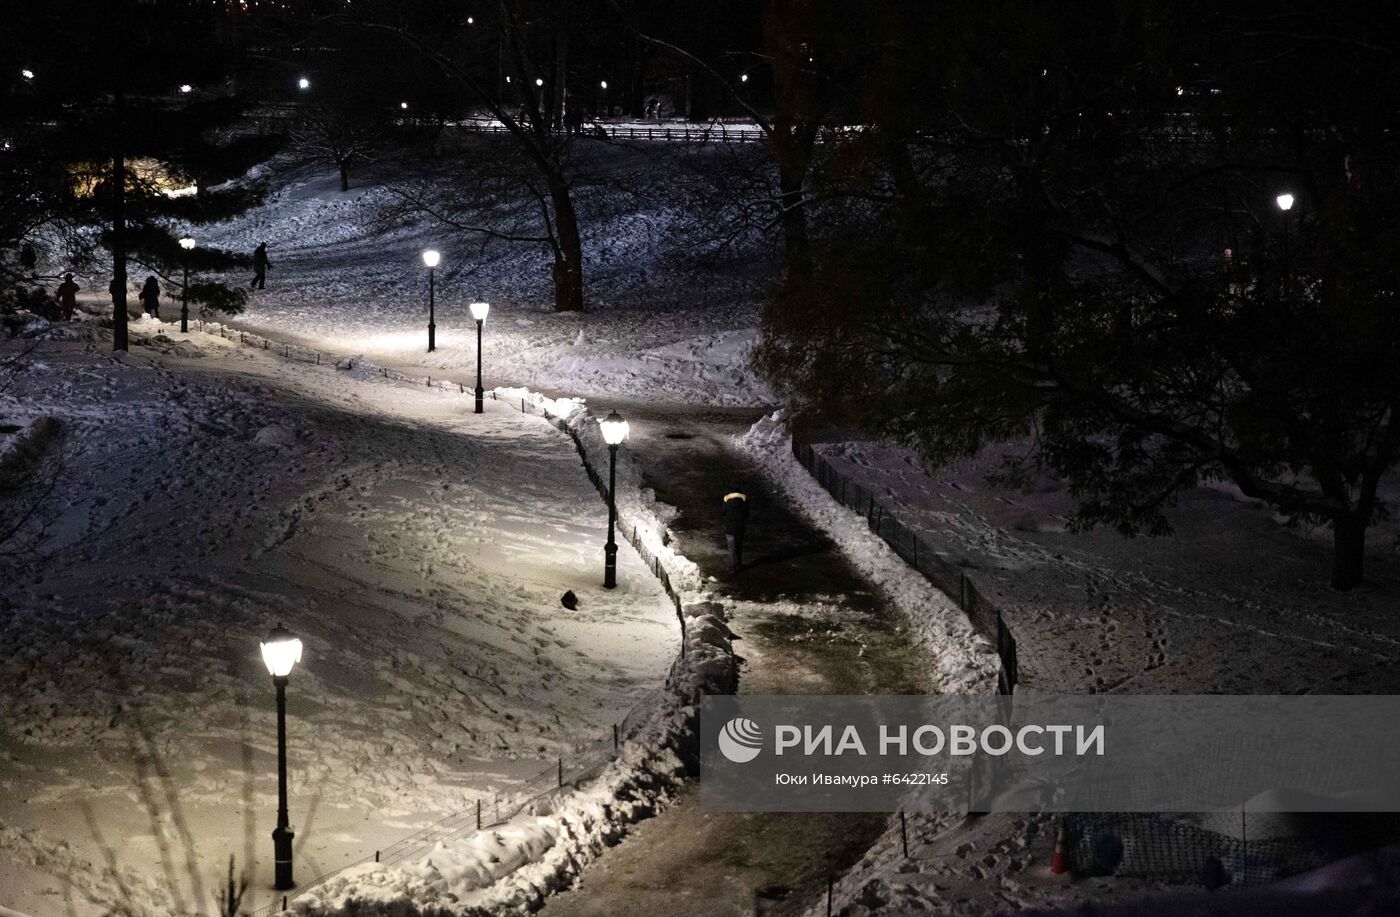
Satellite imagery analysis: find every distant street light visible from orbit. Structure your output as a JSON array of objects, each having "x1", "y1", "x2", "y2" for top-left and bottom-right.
[
  {"x1": 178, "y1": 237, "x2": 195, "y2": 333},
  {"x1": 599, "y1": 411, "x2": 629, "y2": 588},
  {"x1": 179, "y1": 83, "x2": 193, "y2": 94},
  {"x1": 600, "y1": 80, "x2": 608, "y2": 89},
  {"x1": 20, "y1": 69, "x2": 34, "y2": 81},
  {"x1": 470, "y1": 301, "x2": 489, "y2": 413},
  {"x1": 422, "y1": 250, "x2": 440, "y2": 352},
  {"x1": 1276, "y1": 193, "x2": 1295, "y2": 212},
  {"x1": 297, "y1": 76, "x2": 311, "y2": 91},
  {"x1": 260, "y1": 623, "x2": 303, "y2": 892},
  {"x1": 400, "y1": 101, "x2": 409, "y2": 110},
  {"x1": 740, "y1": 73, "x2": 749, "y2": 83},
  {"x1": 535, "y1": 78, "x2": 544, "y2": 87}
]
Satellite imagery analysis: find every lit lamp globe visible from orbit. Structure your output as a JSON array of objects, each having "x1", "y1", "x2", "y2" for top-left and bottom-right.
[
  {"x1": 1276, "y1": 193, "x2": 1295, "y2": 212},
  {"x1": 600, "y1": 410, "x2": 629, "y2": 446},
  {"x1": 179, "y1": 237, "x2": 196, "y2": 251},
  {"x1": 422, "y1": 249, "x2": 441, "y2": 269},
  {"x1": 470, "y1": 301, "x2": 489, "y2": 322},
  {"x1": 261, "y1": 624, "x2": 303, "y2": 678}
]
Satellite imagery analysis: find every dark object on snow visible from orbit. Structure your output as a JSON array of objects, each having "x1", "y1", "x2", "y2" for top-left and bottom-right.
[
  {"x1": 251, "y1": 242, "x2": 270, "y2": 289},
  {"x1": 560, "y1": 590, "x2": 578, "y2": 610},
  {"x1": 139, "y1": 276, "x2": 161, "y2": 319},
  {"x1": 723, "y1": 491, "x2": 749, "y2": 572}
]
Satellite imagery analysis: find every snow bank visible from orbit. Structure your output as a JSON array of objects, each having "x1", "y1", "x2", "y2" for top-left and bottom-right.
[{"x1": 735, "y1": 411, "x2": 996, "y2": 694}]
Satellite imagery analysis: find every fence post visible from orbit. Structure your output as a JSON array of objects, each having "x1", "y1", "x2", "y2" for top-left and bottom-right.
[
  {"x1": 476, "y1": 799, "x2": 482, "y2": 830},
  {"x1": 374, "y1": 850, "x2": 379, "y2": 863},
  {"x1": 613, "y1": 723, "x2": 620, "y2": 751},
  {"x1": 316, "y1": 352, "x2": 320, "y2": 365},
  {"x1": 826, "y1": 873, "x2": 833, "y2": 917},
  {"x1": 557, "y1": 758, "x2": 563, "y2": 787}
]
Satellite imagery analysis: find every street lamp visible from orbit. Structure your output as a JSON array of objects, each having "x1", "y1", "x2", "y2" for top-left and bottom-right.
[
  {"x1": 1276, "y1": 193, "x2": 1296, "y2": 268},
  {"x1": 20, "y1": 69, "x2": 34, "y2": 81},
  {"x1": 599, "y1": 411, "x2": 629, "y2": 588},
  {"x1": 422, "y1": 249, "x2": 440, "y2": 352},
  {"x1": 297, "y1": 76, "x2": 311, "y2": 91},
  {"x1": 179, "y1": 83, "x2": 193, "y2": 94},
  {"x1": 260, "y1": 623, "x2": 302, "y2": 892},
  {"x1": 470, "y1": 301, "x2": 489, "y2": 413},
  {"x1": 178, "y1": 237, "x2": 195, "y2": 333}
]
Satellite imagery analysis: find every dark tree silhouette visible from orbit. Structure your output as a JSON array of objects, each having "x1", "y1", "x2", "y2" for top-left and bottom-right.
[{"x1": 755, "y1": 2, "x2": 1400, "y2": 589}]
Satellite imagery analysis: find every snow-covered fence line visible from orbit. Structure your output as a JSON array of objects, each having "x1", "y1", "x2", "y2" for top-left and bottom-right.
[
  {"x1": 490, "y1": 387, "x2": 704, "y2": 643},
  {"x1": 789, "y1": 438, "x2": 1019, "y2": 695}
]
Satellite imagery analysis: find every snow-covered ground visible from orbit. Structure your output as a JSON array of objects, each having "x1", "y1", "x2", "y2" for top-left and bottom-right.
[
  {"x1": 172, "y1": 143, "x2": 776, "y2": 407},
  {"x1": 0, "y1": 317, "x2": 682, "y2": 916},
  {"x1": 803, "y1": 437, "x2": 1400, "y2": 695}
]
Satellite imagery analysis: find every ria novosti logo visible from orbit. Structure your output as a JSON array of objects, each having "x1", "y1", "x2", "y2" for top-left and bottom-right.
[{"x1": 717, "y1": 717, "x2": 764, "y2": 763}]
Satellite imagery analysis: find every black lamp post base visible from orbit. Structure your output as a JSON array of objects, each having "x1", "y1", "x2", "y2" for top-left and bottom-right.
[
  {"x1": 427, "y1": 323, "x2": 436, "y2": 353},
  {"x1": 475, "y1": 386, "x2": 484, "y2": 414},
  {"x1": 604, "y1": 542, "x2": 618, "y2": 589},
  {"x1": 272, "y1": 824, "x2": 295, "y2": 890}
]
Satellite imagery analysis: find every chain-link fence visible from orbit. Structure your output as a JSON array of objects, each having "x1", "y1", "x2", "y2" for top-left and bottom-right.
[{"x1": 790, "y1": 441, "x2": 1017, "y2": 694}]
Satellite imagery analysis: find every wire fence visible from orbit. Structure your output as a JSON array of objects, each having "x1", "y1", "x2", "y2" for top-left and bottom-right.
[
  {"x1": 789, "y1": 440, "x2": 1018, "y2": 695},
  {"x1": 789, "y1": 437, "x2": 1400, "y2": 892},
  {"x1": 190, "y1": 321, "x2": 696, "y2": 916}
]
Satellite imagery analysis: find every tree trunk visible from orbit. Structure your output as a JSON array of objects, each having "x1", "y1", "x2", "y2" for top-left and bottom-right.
[
  {"x1": 777, "y1": 166, "x2": 811, "y2": 279},
  {"x1": 548, "y1": 179, "x2": 584, "y2": 312},
  {"x1": 1331, "y1": 512, "x2": 1366, "y2": 590},
  {"x1": 338, "y1": 162, "x2": 350, "y2": 192},
  {"x1": 112, "y1": 85, "x2": 128, "y2": 352}
]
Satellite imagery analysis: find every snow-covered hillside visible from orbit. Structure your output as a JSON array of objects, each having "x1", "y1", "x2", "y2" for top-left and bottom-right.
[
  {"x1": 184, "y1": 142, "x2": 776, "y2": 407},
  {"x1": 0, "y1": 318, "x2": 681, "y2": 916}
]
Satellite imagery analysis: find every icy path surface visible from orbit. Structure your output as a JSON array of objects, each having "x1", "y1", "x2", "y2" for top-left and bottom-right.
[
  {"x1": 0, "y1": 321, "x2": 679, "y2": 917},
  {"x1": 537, "y1": 406, "x2": 932, "y2": 917}
]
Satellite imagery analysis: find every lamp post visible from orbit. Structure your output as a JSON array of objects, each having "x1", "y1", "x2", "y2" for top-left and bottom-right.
[
  {"x1": 422, "y1": 249, "x2": 440, "y2": 352},
  {"x1": 260, "y1": 623, "x2": 302, "y2": 892},
  {"x1": 1276, "y1": 193, "x2": 1295, "y2": 276},
  {"x1": 470, "y1": 301, "x2": 489, "y2": 413},
  {"x1": 599, "y1": 411, "x2": 629, "y2": 588},
  {"x1": 178, "y1": 237, "x2": 195, "y2": 333}
]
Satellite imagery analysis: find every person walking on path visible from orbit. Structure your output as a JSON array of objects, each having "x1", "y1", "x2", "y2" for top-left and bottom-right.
[
  {"x1": 722, "y1": 491, "x2": 749, "y2": 573},
  {"x1": 139, "y1": 276, "x2": 161, "y2": 320},
  {"x1": 56, "y1": 273, "x2": 79, "y2": 321},
  {"x1": 250, "y1": 242, "x2": 270, "y2": 289}
]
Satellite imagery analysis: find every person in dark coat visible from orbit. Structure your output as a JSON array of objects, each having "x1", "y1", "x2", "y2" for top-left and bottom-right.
[
  {"x1": 139, "y1": 276, "x2": 161, "y2": 319},
  {"x1": 722, "y1": 491, "x2": 750, "y2": 573},
  {"x1": 250, "y1": 242, "x2": 270, "y2": 289},
  {"x1": 56, "y1": 273, "x2": 79, "y2": 321}
]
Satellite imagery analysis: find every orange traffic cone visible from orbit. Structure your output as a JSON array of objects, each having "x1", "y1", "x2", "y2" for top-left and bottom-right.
[{"x1": 1050, "y1": 821, "x2": 1069, "y2": 875}]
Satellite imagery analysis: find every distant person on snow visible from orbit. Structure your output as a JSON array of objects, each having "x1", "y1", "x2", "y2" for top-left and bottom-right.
[
  {"x1": 250, "y1": 242, "x2": 270, "y2": 290},
  {"x1": 56, "y1": 273, "x2": 79, "y2": 321},
  {"x1": 723, "y1": 491, "x2": 750, "y2": 573},
  {"x1": 139, "y1": 276, "x2": 161, "y2": 319}
]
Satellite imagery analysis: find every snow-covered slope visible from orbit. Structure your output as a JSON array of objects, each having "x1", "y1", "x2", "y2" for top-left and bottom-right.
[
  {"x1": 181, "y1": 144, "x2": 776, "y2": 407},
  {"x1": 0, "y1": 318, "x2": 683, "y2": 916}
]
